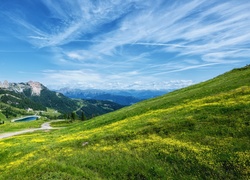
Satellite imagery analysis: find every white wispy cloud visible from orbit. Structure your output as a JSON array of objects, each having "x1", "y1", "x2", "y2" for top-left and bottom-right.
[
  {"x1": 6, "y1": 0, "x2": 250, "y2": 61},
  {"x1": 43, "y1": 69, "x2": 193, "y2": 90},
  {"x1": 2, "y1": 0, "x2": 250, "y2": 89},
  {"x1": 42, "y1": 69, "x2": 102, "y2": 87},
  {"x1": 63, "y1": 0, "x2": 250, "y2": 67},
  {"x1": 18, "y1": 0, "x2": 140, "y2": 48}
]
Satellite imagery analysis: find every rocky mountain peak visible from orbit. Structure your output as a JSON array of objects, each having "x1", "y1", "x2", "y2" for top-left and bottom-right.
[
  {"x1": 0, "y1": 80, "x2": 10, "y2": 89},
  {"x1": 27, "y1": 81, "x2": 43, "y2": 96},
  {"x1": 0, "y1": 80, "x2": 44, "y2": 96}
]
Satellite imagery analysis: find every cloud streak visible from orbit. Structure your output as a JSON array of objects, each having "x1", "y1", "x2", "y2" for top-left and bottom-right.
[
  {"x1": 5, "y1": 0, "x2": 250, "y2": 59},
  {"x1": 60, "y1": 1, "x2": 250, "y2": 69},
  {"x1": 43, "y1": 69, "x2": 194, "y2": 90},
  {"x1": 1, "y1": 0, "x2": 250, "y2": 89}
]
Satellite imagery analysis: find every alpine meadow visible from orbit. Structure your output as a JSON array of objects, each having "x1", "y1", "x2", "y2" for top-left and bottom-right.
[
  {"x1": 1, "y1": 1, "x2": 250, "y2": 179},
  {"x1": 0, "y1": 65, "x2": 249, "y2": 179}
]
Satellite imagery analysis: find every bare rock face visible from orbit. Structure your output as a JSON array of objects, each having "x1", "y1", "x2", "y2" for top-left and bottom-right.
[
  {"x1": 0, "y1": 80, "x2": 9, "y2": 89},
  {"x1": 0, "y1": 80, "x2": 44, "y2": 96},
  {"x1": 28, "y1": 81, "x2": 43, "y2": 96}
]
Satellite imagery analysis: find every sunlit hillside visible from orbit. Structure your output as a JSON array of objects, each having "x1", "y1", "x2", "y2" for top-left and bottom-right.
[{"x1": 0, "y1": 65, "x2": 250, "y2": 179}]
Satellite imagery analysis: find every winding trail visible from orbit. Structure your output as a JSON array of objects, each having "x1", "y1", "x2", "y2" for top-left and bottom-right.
[{"x1": 0, "y1": 120, "x2": 64, "y2": 140}]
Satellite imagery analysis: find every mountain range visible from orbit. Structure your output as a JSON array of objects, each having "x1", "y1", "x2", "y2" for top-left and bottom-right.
[
  {"x1": 0, "y1": 81, "x2": 124, "y2": 120},
  {"x1": 56, "y1": 88, "x2": 173, "y2": 105}
]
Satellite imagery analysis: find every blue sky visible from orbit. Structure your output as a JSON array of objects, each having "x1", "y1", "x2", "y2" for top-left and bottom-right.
[{"x1": 0, "y1": 0, "x2": 250, "y2": 90}]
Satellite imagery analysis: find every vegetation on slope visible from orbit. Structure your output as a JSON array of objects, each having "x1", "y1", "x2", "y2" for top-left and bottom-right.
[
  {"x1": 0, "y1": 66, "x2": 249, "y2": 179},
  {"x1": 30, "y1": 89, "x2": 79, "y2": 114},
  {"x1": 0, "y1": 102, "x2": 34, "y2": 120},
  {"x1": 0, "y1": 86, "x2": 124, "y2": 121},
  {"x1": 0, "y1": 119, "x2": 46, "y2": 133},
  {"x1": 76, "y1": 99, "x2": 124, "y2": 119},
  {"x1": 0, "y1": 89, "x2": 45, "y2": 111}
]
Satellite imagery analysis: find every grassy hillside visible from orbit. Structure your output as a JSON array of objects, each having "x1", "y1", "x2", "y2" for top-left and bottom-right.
[
  {"x1": 0, "y1": 66, "x2": 249, "y2": 179},
  {"x1": 0, "y1": 102, "x2": 33, "y2": 120},
  {"x1": 0, "y1": 112, "x2": 6, "y2": 121},
  {"x1": 0, "y1": 119, "x2": 46, "y2": 133}
]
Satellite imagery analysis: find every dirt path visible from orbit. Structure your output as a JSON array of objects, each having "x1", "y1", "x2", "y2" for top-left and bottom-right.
[{"x1": 0, "y1": 120, "x2": 64, "y2": 140}]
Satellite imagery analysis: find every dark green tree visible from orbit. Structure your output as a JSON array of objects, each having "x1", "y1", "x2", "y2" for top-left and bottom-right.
[
  {"x1": 71, "y1": 111, "x2": 77, "y2": 121},
  {"x1": 81, "y1": 111, "x2": 86, "y2": 121}
]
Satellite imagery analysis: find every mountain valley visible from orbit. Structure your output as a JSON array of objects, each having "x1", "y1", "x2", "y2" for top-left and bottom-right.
[
  {"x1": 56, "y1": 88, "x2": 172, "y2": 105},
  {"x1": 0, "y1": 81, "x2": 124, "y2": 120}
]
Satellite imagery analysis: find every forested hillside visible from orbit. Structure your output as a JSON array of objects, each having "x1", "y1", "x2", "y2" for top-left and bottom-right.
[{"x1": 0, "y1": 82, "x2": 124, "y2": 120}]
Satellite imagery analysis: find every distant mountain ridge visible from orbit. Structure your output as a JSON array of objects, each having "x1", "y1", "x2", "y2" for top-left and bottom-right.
[
  {"x1": 56, "y1": 88, "x2": 173, "y2": 105},
  {"x1": 0, "y1": 81, "x2": 124, "y2": 119}
]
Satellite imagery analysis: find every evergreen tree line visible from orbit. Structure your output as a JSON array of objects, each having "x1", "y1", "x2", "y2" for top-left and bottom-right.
[{"x1": 64, "y1": 111, "x2": 86, "y2": 122}]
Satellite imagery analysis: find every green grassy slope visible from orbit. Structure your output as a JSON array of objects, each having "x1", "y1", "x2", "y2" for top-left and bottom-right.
[
  {"x1": 0, "y1": 119, "x2": 46, "y2": 133},
  {"x1": 0, "y1": 66, "x2": 250, "y2": 179}
]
